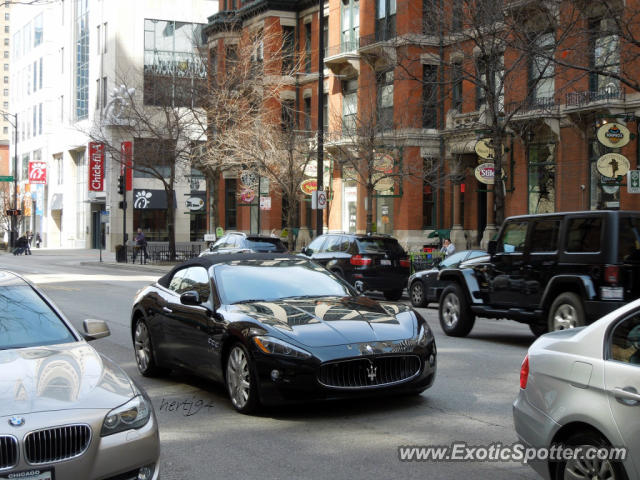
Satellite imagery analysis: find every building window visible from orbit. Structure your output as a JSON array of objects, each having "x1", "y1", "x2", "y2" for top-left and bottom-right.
[
  {"x1": 102, "y1": 76, "x2": 107, "y2": 109},
  {"x1": 3, "y1": 25, "x2": 7, "y2": 34},
  {"x1": 3, "y1": 76, "x2": 7, "y2": 83},
  {"x1": 96, "y1": 24, "x2": 100, "y2": 54},
  {"x1": 75, "y1": 0, "x2": 89, "y2": 120},
  {"x1": 21, "y1": 153, "x2": 29, "y2": 181},
  {"x1": 529, "y1": 32, "x2": 555, "y2": 107},
  {"x1": 3, "y1": 51, "x2": 7, "y2": 58},
  {"x1": 33, "y1": 60, "x2": 36, "y2": 90},
  {"x1": 590, "y1": 17, "x2": 620, "y2": 95},
  {"x1": 377, "y1": 70, "x2": 393, "y2": 131},
  {"x1": 452, "y1": 62, "x2": 462, "y2": 111},
  {"x1": 322, "y1": 93, "x2": 328, "y2": 132},
  {"x1": 422, "y1": 64, "x2": 437, "y2": 128},
  {"x1": 2, "y1": 101, "x2": 6, "y2": 109},
  {"x1": 305, "y1": 22, "x2": 312, "y2": 73},
  {"x1": 281, "y1": 99, "x2": 295, "y2": 131},
  {"x1": 528, "y1": 142, "x2": 556, "y2": 214},
  {"x1": 3, "y1": 38, "x2": 8, "y2": 46},
  {"x1": 342, "y1": 80, "x2": 357, "y2": 133},
  {"x1": 224, "y1": 178, "x2": 237, "y2": 229},
  {"x1": 2, "y1": 63, "x2": 6, "y2": 71},
  {"x1": 341, "y1": 0, "x2": 359, "y2": 52},
  {"x1": 38, "y1": 103, "x2": 42, "y2": 135},
  {"x1": 103, "y1": 22, "x2": 107, "y2": 53},
  {"x1": 323, "y1": 14, "x2": 328, "y2": 56},
  {"x1": 59, "y1": 95, "x2": 64, "y2": 122},
  {"x1": 133, "y1": 137, "x2": 174, "y2": 178},
  {"x1": 282, "y1": 26, "x2": 295, "y2": 74},
  {"x1": 60, "y1": 47, "x2": 64, "y2": 73},
  {"x1": 143, "y1": 19, "x2": 206, "y2": 107},
  {"x1": 452, "y1": 0, "x2": 462, "y2": 32},
  {"x1": 39, "y1": 57, "x2": 42, "y2": 89},
  {"x1": 376, "y1": 0, "x2": 396, "y2": 42},
  {"x1": 423, "y1": 157, "x2": 438, "y2": 229},
  {"x1": 4, "y1": 13, "x2": 8, "y2": 20},
  {"x1": 34, "y1": 14, "x2": 43, "y2": 46},
  {"x1": 55, "y1": 155, "x2": 63, "y2": 185},
  {"x1": 3, "y1": 89, "x2": 7, "y2": 96},
  {"x1": 423, "y1": 0, "x2": 437, "y2": 35},
  {"x1": 2, "y1": 126, "x2": 7, "y2": 134},
  {"x1": 304, "y1": 96, "x2": 311, "y2": 133},
  {"x1": 32, "y1": 105, "x2": 36, "y2": 136},
  {"x1": 476, "y1": 55, "x2": 504, "y2": 113}
]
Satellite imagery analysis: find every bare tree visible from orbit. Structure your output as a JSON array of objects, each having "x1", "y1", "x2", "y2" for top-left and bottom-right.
[{"x1": 203, "y1": 27, "x2": 315, "y2": 248}]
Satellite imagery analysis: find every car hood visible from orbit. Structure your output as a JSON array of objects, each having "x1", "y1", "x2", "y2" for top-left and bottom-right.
[
  {"x1": 229, "y1": 296, "x2": 416, "y2": 347},
  {"x1": 0, "y1": 342, "x2": 136, "y2": 416}
]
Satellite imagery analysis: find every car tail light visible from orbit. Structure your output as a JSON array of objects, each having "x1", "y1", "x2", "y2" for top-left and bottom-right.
[
  {"x1": 604, "y1": 265, "x2": 619, "y2": 285},
  {"x1": 350, "y1": 255, "x2": 372, "y2": 266},
  {"x1": 400, "y1": 258, "x2": 410, "y2": 268},
  {"x1": 520, "y1": 355, "x2": 529, "y2": 389}
]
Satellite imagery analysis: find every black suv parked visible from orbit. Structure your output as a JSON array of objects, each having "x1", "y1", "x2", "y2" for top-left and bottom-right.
[
  {"x1": 438, "y1": 210, "x2": 640, "y2": 337},
  {"x1": 201, "y1": 232, "x2": 287, "y2": 257},
  {"x1": 300, "y1": 233, "x2": 410, "y2": 300}
]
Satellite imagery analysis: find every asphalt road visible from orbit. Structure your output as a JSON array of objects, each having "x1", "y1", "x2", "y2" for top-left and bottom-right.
[{"x1": 1, "y1": 251, "x2": 539, "y2": 480}]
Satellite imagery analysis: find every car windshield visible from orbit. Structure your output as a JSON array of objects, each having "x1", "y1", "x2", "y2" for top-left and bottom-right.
[
  {"x1": 214, "y1": 259, "x2": 355, "y2": 304},
  {"x1": 245, "y1": 238, "x2": 287, "y2": 252},
  {"x1": 0, "y1": 285, "x2": 76, "y2": 350},
  {"x1": 356, "y1": 238, "x2": 405, "y2": 257}
]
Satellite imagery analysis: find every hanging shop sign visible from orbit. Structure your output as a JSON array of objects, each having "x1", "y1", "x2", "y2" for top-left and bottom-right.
[
  {"x1": 474, "y1": 138, "x2": 504, "y2": 161},
  {"x1": 373, "y1": 174, "x2": 395, "y2": 192},
  {"x1": 475, "y1": 162, "x2": 497, "y2": 184},
  {"x1": 596, "y1": 153, "x2": 630, "y2": 178},
  {"x1": 240, "y1": 187, "x2": 255, "y2": 203},
  {"x1": 185, "y1": 194, "x2": 205, "y2": 212},
  {"x1": 88, "y1": 142, "x2": 105, "y2": 192},
  {"x1": 300, "y1": 179, "x2": 318, "y2": 195},
  {"x1": 374, "y1": 153, "x2": 395, "y2": 174},
  {"x1": 597, "y1": 123, "x2": 631, "y2": 149},
  {"x1": 240, "y1": 170, "x2": 259, "y2": 188},
  {"x1": 28, "y1": 162, "x2": 47, "y2": 185}
]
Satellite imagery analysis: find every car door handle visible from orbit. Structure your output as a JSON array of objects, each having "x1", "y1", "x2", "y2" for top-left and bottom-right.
[
  {"x1": 610, "y1": 387, "x2": 640, "y2": 405},
  {"x1": 162, "y1": 306, "x2": 173, "y2": 314}
]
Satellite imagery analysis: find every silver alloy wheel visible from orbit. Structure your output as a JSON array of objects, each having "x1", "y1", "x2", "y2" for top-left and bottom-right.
[
  {"x1": 553, "y1": 304, "x2": 578, "y2": 330},
  {"x1": 563, "y1": 450, "x2": 617, "y2": 480},
  {"x1": 411, "y1": 282, "x2": 424, "y2": 305},
  {"x1": 442, "y1": 292, "x2": 460, "y2": 328},
  {"x1": 134, "y1": 321, "x2": 151, "y2": 372},
  {"x1": 226, "y1": 346, "x2": 251, "y2": 410}
]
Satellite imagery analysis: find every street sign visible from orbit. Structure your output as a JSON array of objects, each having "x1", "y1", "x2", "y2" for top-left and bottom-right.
[
  {"x1": 628, "y1": 170, "x2": 640, "y2": 193},
  {"x1": 312, "y1": 190, "x2": 327, "y2": 209},
  {"x1": 260, "y1": 196, "x2": 271, "y2": 210},
  {"x1": 0, "y1": 176, "x2": 14, "y2": 182}
]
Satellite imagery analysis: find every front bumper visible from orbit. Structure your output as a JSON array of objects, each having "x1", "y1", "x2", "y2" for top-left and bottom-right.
[
  {"x1": 254, "y1": 340, "x2": 437, "y2": 406},
  {"x1": 1, "y1": 408, "x2": 160, "y2": 480}
]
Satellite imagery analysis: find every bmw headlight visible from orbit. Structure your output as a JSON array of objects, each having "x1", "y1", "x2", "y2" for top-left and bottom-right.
[
  {"x1": 101, "y1": 395, "x2": 151, "y2": 436},
  {"x1": 253, "y1": 336, "x2": 312, "y2": 359}
]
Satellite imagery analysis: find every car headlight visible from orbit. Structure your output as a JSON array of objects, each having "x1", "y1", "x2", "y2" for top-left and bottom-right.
[
  {"x1": 417, "y1": 323, "x2": 433, "y2": 347},
  {"x1": 253, "y1": 336, "x2": 312, "y2": 359},
  {"x1": 101, "y1": 395, "x2": 151, "y2": 436}
]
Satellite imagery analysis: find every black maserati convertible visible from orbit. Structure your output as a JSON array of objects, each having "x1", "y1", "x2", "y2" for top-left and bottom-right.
[{"x1": 130, "y1": 253, "x2": 437, "y2": 413}]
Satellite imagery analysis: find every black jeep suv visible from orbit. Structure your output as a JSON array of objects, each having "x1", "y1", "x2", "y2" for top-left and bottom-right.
[
  {"x1": 300, "y1": 233, "x2": 410, "y2": 300},
  {"x1": 437, "y1": 210, "x2": 640, "y2": 337}
]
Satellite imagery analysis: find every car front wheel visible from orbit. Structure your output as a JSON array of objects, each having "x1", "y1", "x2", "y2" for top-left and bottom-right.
[
  {"x1": 133, "y1": 318, "x2": 164, "y2": 377},
  {"x1": 410, "y1": 281, "x2": 428, "y2": 307},
  {"x1": 225, "y1": 343, "x2": 260, "y2": 414},
  {"x1": 548, "y1": 292, "x2": 585, "y2": 332},
  {"x1": 439, "y1": 284, "x2": 475, "y2": 337}
]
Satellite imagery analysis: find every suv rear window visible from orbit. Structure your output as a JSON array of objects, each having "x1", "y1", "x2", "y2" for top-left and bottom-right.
[
  {"x1": 356, "y1": 238, "x2": 405, "y2": 257},
  {"x1": 566, "y1": 217, "x2": 601, "y2": 252},
  {"x1": 245, "y1": 237, "x2": 287, "y2": 252},
  {"x1": 618, "y1": 216, "x2": 640, "y2": 263}
]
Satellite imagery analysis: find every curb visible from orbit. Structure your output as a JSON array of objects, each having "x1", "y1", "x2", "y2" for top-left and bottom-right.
[{"x1": 79, "y1": 261, "x2": 172, "y2": 274}]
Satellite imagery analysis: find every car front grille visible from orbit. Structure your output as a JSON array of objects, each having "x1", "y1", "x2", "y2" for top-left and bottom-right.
[
  {"x1": 0, "y1": 435, "x2": 18, "y2": 469},
  {"x1": 318, "y1": 355, "x2": 421, "y2": 389},
  {"x1": 24, "y1": 424, "x2": 91, "y2": 464}
]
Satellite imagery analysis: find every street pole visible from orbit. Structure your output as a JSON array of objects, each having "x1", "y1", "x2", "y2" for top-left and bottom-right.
[
  {"x1": 11, "y1": 113, "x2": 17, "y2": 248},
  {"x1": 122, "y1": 163, "x2": 127, "y2": 262},
  {"x1": 316, "y1": 0, "x2": 325, "y2": 237}
]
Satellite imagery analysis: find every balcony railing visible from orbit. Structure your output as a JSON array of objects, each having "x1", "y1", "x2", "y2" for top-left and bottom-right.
[
  {"x1": 565, "y1": 88, "x2": 625, "y2": 108},
  {"x1": 325, "y1": 39, "x2": 360, "y2": 58},
  {"x1": 504, "y1": 96, "x2": 556, "y2": 116},
  {"x1": 360, "y1": 28, "x2": 397, "y2": 50}
]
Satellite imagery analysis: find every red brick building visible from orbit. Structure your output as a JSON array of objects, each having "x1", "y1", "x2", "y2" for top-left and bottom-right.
[{"x1": 205, "y1": 0, "x2": 640, "y2": 251}]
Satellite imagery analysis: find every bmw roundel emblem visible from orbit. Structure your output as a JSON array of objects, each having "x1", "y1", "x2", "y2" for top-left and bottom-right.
[{"x1": 9, "y1": 416, "x2": 25, "y2": 427}]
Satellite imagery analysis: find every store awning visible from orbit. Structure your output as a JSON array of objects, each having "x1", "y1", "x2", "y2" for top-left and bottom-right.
[
  {"x1": 449, "y1": 139, "x2": 477, "y2": 155},
  {"x1": 50, "y1": 193, "x2": 63, "y2": 211}
]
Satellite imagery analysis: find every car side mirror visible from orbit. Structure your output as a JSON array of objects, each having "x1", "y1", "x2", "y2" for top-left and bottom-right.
[
  {"x1": 301, "y1": 247, "x2": 309, "y2": 256},
  {"x1": 82, "y1": 319, "x2": 111, "y2": 341},
  {"x1": 487, "y1": 240, "x2": 497, "y2": 256},
  {"x1": 180, "y1": 290, "x2": 201, "y2": 306}
]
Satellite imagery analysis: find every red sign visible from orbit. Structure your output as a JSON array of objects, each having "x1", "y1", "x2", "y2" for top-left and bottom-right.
[
  {"x1": 28, "y1": 162, "x2": 47, "y2": 184},
  {"x1": 121, "y1": 141, "x2": 133, "y2": 191},
  {"x1": 89, "y1": 142, "x2": 105, "y2": 192},
  {"x1": 300, "y1": 179, "x2": 317, "y2": 195}
]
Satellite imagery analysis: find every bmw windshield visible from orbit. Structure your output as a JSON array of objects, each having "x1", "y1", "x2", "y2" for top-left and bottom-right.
[{"x1": 214, "y1": 259, "x2": 355, "y2": 304}]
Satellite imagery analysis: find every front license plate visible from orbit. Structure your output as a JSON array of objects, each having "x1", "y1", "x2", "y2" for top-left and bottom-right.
[
  {"x1": 380, "y1": 259, "x2": 391, "y2": 266},
  {"x1": 0, "y1": 469, "x2": 54, "y2": 480}
]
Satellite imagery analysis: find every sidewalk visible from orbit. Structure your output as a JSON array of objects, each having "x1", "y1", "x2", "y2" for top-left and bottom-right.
[{"x1": 0, "y1": 247, "x2": 174, "y2": 273}]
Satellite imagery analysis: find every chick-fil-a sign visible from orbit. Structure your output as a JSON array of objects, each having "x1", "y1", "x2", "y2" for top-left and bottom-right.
[{"x1": 88, "y1": 142, "x2": 105, "y2": 192}]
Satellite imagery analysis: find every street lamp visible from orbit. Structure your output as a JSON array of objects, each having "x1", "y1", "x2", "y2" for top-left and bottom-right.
[{"x1": 1, "y1": 110, "x2": 17, "y2": 248}]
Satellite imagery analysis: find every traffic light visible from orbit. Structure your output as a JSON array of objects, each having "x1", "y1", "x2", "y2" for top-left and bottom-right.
[
  {"x1": 5, "y1": 209, "x2": 22, "y2": 216},
  {"x1": 117, "y1": 175, "x2": 125, "y2": 195}
]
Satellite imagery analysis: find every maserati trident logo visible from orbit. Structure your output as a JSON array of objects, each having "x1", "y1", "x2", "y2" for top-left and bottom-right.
[
  {"x1": 9, "y1": 416, "x2": 25, "y2": 427},
  {"x1": 366, "y1": 362, "x2": 377, "y2": 382}
]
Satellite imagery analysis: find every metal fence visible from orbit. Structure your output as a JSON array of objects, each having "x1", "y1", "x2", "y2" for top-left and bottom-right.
[
  {"x1": 408, "y1": 250, "x2": 444, "y2": 274},
  {"x1": 118, "y1": 243, "x2": 202, "y2": 264}
]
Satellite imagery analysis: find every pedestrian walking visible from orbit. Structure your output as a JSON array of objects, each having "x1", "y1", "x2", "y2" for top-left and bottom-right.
[
  {"x1": 35, "y1": 232, "x2": 41, "y2": 248},
  {"x1": 13, "y1": 234, "x2": 27, "y2": 255},
  {"x1": 132, "y1": 228, "x2": 149, "y2": 264},
  {"x1": 25, "y1": 231, "x2": 32, "y2": 255}
]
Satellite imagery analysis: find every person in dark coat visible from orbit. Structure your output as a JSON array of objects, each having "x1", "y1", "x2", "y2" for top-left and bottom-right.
[{"x1": 13, "y1": 235, "x2": 27, "y2": 255}]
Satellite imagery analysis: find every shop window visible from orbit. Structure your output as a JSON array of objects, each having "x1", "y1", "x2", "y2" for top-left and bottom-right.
[
  {"x1": 528, "y1": 142, "x2": 556, "y2": 214},
  {"x1": 225, "y1": 178, "x2": 237, "y2": 229}
]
